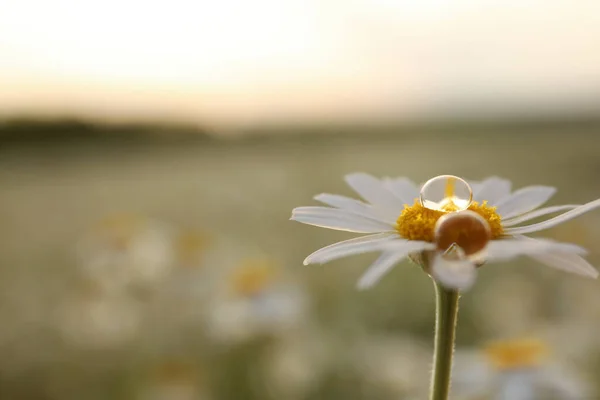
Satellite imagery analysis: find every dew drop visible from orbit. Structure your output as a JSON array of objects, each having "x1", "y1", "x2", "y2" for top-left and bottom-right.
[
  {"x1": 419, "y1": 175, "x2": 473, "y2": 212},
  {"x1": 434, "y1": 210, "x2": 491, "y2": 256}
]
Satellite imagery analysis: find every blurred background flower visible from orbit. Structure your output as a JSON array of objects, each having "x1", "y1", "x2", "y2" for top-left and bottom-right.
[
  {"x1": 134, "y1": 360, "x2": 211, "y2": 400},
  {"x1": 0, "y1": 0, "x2": 600, "y2": 398},
  {"x1": 205, "y1": 257, "x2": 309, "y2": 345},
  {"x1": 76, "y1": 214, "x2": 174, "y2": 292},
  {"x1": 453, "y1": 338, "x2": 590, "y2": 399},
  {"x1": 57, "y1": 280, "x2": 144, "y2": 349}
]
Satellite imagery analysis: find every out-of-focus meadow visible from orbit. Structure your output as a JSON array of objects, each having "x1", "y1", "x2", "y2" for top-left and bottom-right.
[
  {"x1": 0, "y1": 120, "x2": 599, "y2": 399},
  {"x1": 2, "y1": 1, "x2": 600, "y2": 398}
]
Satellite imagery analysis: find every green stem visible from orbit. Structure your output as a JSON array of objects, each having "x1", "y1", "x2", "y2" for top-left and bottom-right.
[{"x1": 430, "y1": 280, "x2": 460, "y2": 400}]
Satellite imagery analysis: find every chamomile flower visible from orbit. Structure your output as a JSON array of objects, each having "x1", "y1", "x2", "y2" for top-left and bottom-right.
[
  {"x1": 453, "y1": 338, "x2": 589, "y2": 400},
  {"x1": 264, "y1": 331, "x2": 335, "y2": 400},
  {"x1": 57, "y1": 281, "x2": 143, "y2": 348},
  {"x1": 205, "y1": 257, "x2": 308, "y2": 344},
  {"x1": 158, "y1": 229, "x2": 215, "y2": 302},
  {"x1": 291, "y1": 174, "x2": 600, "y2": 290},
  {"x1": 145, "y1": 230, "x2": 217, "y2": 334},
  {"x1": 77, "y1": 213, "x2": 174, "y2": 291},
  {"x1": 137, "y1": 361, "x2": 210, "y2": 400},
  {"x1": 353, "y1": 335, "x2": 430, "y2": 398}
]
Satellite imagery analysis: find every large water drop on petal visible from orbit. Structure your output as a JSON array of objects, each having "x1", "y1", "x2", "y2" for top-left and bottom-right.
[{"x1": 420, "y1": 175, "x2": 473, "y2": 212}]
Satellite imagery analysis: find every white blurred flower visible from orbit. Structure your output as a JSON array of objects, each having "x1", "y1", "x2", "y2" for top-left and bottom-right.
[
  {"x1": 452, "y1": 338, "x2": 589, "y2": 400},
  {"x1": 264, "y1": 331, "x2": 336, "y2": 400},
  {"x1": 136, "y1": 361, "x2": 210, "y2": 400},
  {"x1": 452, "y1": 349, "x2": 494, "y2": 399},
  {"x1": 291, "y1": 174, "x2": 599, "y2": 290},
  {"x1": 206, "y1": 258, "x2": 308, "y2": 344},
  {"x1": 353, "y1": 335, "x2": 430, "y2": 398},
  {"x1": 539, "y1": 321, "x2": 600, "y2": 373},
  {"x1": 172, "y1": 230, "x2": 214, "y2": 270},
  {"x1": 145, "y1": 230, "x2": 217, "y2": 333},
  {"x1": 57, "y1": 283, "x2": 143, "y2": 348},
  {"x1": 77, "y1": 214, "x2": 174, "y2": 291}
]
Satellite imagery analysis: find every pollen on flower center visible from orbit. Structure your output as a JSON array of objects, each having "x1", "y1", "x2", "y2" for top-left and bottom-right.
[
  {"x1": 230, "y1": 260, "x2": 277, "y2": 297},
  {"x1": 484, "y1": 339, "x2": 548, "y2": 370},
  {"x1": 396, "y1": 200, "x2": 503, "y2": 243}
]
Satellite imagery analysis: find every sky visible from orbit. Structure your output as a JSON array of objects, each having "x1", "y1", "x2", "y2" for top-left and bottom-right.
[{"x1": 1, "y1": 0, "x2": 600, "y2": 127}]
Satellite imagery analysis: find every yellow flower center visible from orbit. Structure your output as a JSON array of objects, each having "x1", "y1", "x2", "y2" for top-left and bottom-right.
[
  {"x1": 94, "y1": 213, "x2": 146, "y2": 250},
  {"x1": 175, "y1": 230, "x2": 211, "y2": 268},
  {"x1": 230, "y1": 260, "x2": 278, "y2": 297},
  {"x1": 396, "y1": 200, "x2": 504, "y2": 243},
  {"x1": 484, "y1": 339, "x2": 548, "y2": 370}
]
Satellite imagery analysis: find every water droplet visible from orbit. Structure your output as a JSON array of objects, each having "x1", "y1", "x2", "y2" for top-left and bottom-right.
[
  {"x1": 420, "y1": 175, "x2": 472, "y2": 212},
  {"x1": 434, "y1": 210, "x2": 491, "y2": 256}
]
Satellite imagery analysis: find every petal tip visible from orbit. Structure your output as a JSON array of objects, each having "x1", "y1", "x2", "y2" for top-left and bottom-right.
[{"x1": 344, "y1": 172, "x2": 371, "y2": 182}]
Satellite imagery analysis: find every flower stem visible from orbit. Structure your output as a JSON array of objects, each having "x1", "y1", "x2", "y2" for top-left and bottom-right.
[{"x1": 430, "y1": 280, "x2": 460, "y2": 400}]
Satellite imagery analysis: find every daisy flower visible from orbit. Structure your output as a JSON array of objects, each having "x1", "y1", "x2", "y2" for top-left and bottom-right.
[
  {"x1": 453, "y1": 338, "x2": 589, "y2": 400},
  {"x1": 291, "y1": 174, "x2": 600, "y2": 290},
  {"x1": 137, "y1": 361, "x2": 210, "y2": 400},
  {"x1": 353, "y1": 335, "x2": 430, "y2": 399},
  {"x1": 205, "y1": 257, "x2": 308, "y2": 344},
  {"x1": 264, "y1": 331, "x2": 335, "y2": 400},
  {"x1": 58, "y1": 281, "x2": 143, "y2": 348},
  {"x1": 157, "y1": 229, "x2": 215, "y2": 305},
  {"x1": 77, "y1": 213, "x2": 174, "y2": 291}
]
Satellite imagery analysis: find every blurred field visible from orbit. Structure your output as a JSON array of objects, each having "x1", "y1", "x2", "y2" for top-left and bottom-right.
[{"x1": 0, "y1": 124, "x2": 599, "y2": 399}]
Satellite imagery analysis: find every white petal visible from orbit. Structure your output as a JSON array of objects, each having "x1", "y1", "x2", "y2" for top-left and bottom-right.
[
  {"x1": 314, "y1": 193, "x2": 397, "y2": 224},
  {"x1": 303, "y1": 233, "x2": 402, "y2": 265},
  {"x1": 344, "y1": 173, "x2": 404, "y2": 216},
  {"x1": 467, "y1": 180, "x2": 482, "y2": 193},
  {"x1": 494, "y1": 186, "x2": 556, "y2": 219},
  {"x1": 502, "y1": 204, "x2": 580, "y2": 227},
  {"x1": 356, "y1": 241, "x2": 431, "y2": 289},
  {"x1": 504, "y1": 199, "x2": 600, "y2": 235},
  {"x1": 431, "y1": 255, "x2": 477, "y2": 290},
  {"x1": 471, "y1": 177, "x2": 512, "y2": 205},
  {"x1": 291, "y1": 207, "x2": 395, "y2": 233},
  {"x1": 468, "y1": 179, "x2": 492, "y2": 198},
  {"x1": 529, "y1": 251, "x2": 598, "y2": 278},
  {"x1": 513, "y1": 235, "x2": 597, "y2": 278},
  {"x1": 486, "y1": 238, "x2": 587, "y2": 262},
  {"x1": 381, "y1": 177, "x2": 420, "y2": 205}
]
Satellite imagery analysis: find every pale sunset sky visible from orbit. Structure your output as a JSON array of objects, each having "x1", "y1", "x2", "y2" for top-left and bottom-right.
[{"x1": 1, "y1": 0, "x2": 599, "y2": 127}]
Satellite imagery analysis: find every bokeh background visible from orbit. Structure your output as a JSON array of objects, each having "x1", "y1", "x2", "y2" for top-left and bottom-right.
[{"x1": 1, "y1": 1, "x2": 600, "y2": 399}]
